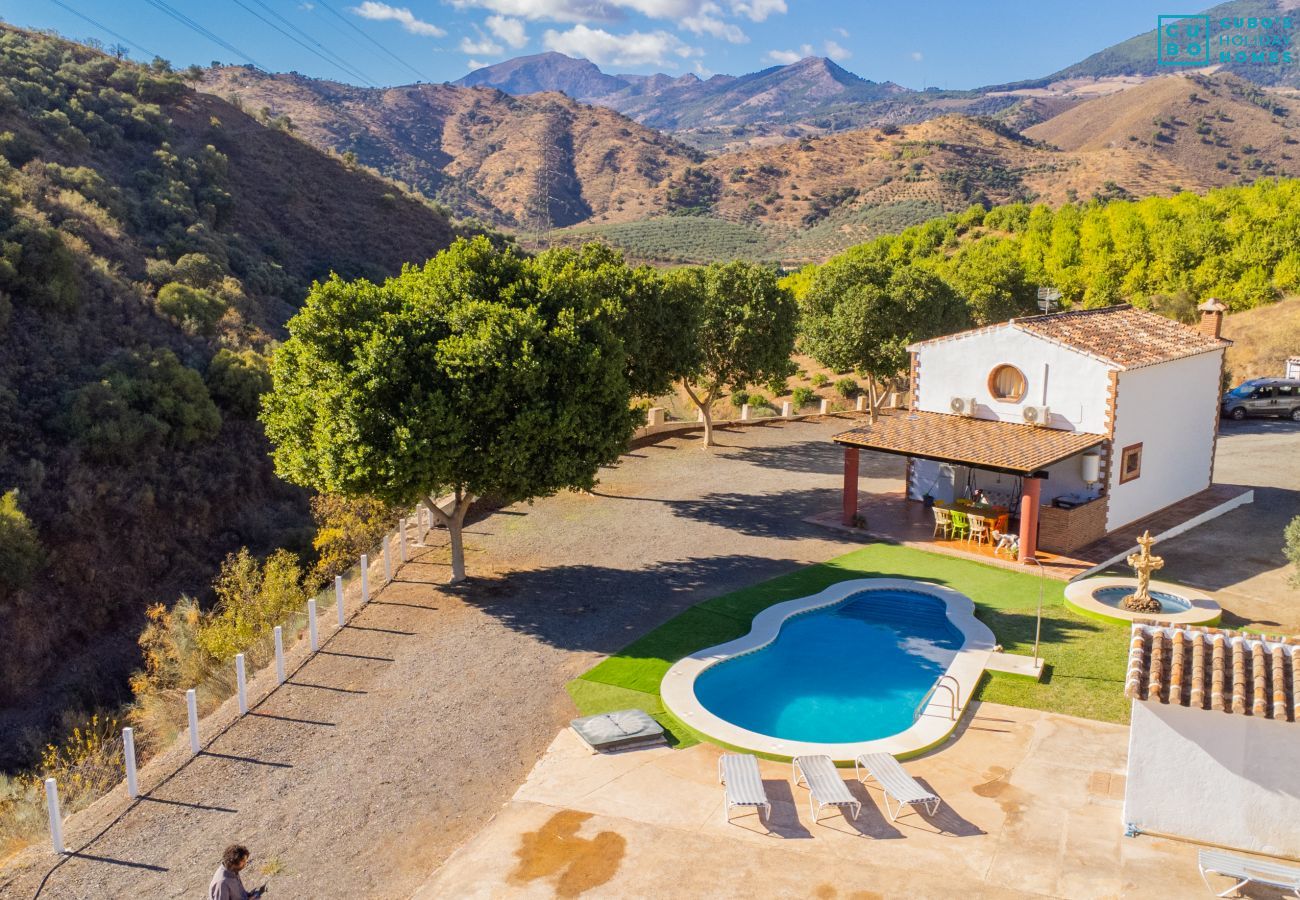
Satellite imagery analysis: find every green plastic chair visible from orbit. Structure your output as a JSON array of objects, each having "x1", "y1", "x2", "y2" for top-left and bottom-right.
[{"x1": 948, "y1": 509, "x2": 970, "y2": 541}]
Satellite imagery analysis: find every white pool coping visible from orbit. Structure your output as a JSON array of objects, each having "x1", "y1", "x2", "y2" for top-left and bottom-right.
[{"x1": 660, "y1": 578, "x2": 996, "y2": 763}]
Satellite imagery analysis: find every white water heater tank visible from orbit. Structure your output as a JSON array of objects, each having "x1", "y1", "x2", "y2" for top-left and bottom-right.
[{"x1": 1081, "y1": 451, "x2": 1101, "y2": 485}]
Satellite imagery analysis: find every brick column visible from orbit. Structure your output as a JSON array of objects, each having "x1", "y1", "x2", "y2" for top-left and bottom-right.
[
  {"x1": 842, "y1": 447, "x2": 860, "y2": 526},
  {"x1": 1018, "y1": 476, "x2": 1042, "y2": 562}
]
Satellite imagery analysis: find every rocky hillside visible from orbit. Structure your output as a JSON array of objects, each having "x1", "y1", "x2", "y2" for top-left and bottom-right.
[
  {"x1": 0, "y1": 26, "x2": 465, "y2": 760},
  {"x1": 1026, "y1": 71, "x2": 1299, "y2": 181},
  {"x1": 202, "y1": 66, "x2": 701, "y2": 229}
]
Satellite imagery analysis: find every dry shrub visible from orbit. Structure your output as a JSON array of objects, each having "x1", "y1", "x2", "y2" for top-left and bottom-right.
[{"x1": 0, "y1": 713, "x2": 121, "y2": 857}]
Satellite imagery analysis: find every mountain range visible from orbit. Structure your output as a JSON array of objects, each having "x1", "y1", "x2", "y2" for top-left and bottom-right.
[{"x1": 202, "y1": 58, "x2": 1300, "y2": 262}]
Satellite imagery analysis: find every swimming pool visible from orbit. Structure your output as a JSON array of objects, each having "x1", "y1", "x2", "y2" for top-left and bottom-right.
[
  {"x1": 693, "y1": 590, "x2": 963, "y2": 744},
  {"x1": 660, "y1": 578, "x2": 996, "y2": 760}
]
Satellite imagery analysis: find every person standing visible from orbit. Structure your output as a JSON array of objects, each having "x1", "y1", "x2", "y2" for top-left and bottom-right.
[{"x1": 209, "y1": 844, "x2": 264, "y2": 899}]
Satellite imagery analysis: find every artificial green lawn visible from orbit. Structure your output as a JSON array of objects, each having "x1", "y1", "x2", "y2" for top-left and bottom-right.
[{"x1": 566, "y1": 543, "x2": 1134, "y2": 749}]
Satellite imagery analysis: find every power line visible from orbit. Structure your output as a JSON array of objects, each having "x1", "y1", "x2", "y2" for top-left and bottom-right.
[
  {"x1": 141, "y1": 0, "x2": 265, "y2": 69},
  {"x1": 241, "y1": 0, "x2": 378, "y2": 85},
  {"x1": 47, "y1": 0, "x2": 158, "y2": 60},
  {"x1": 227, "y1": 0, "x2": 377, "y2": 86},
  {"x1": 315, "y1": 0, "x2": 429, "y2": 82}
]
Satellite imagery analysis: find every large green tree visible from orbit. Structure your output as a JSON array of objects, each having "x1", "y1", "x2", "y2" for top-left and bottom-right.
[
  {"x1": 674, "y1": 261, "x2": 797, "y2": 448},
  {"x1": 800, "y1": 250, "x2": 968, "y2": 422},
  {"x1": 261, "y1": 237, "x2": 642, "y2": 582}
]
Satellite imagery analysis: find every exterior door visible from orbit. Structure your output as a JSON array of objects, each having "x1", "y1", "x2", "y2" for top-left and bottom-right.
[{"x1": 1246, "y1": 385, "x2": 1275, "y2": 415}]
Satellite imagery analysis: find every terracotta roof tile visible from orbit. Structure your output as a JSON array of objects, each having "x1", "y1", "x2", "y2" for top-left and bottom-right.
[
  {"x1": 833, "y1": 410, "x2": 1104, "y2": 475},
  {"x1": 1125, "y1": 623, "x2": 1299, "y2": 723},
  {"x1": 911, "y1": 304, "x2": 1229, "y2": 370}
]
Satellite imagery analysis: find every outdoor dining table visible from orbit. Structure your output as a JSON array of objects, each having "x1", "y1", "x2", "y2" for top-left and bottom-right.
[{"x1": 941, "y1": 500, "x2": 1011, "y2": 535}]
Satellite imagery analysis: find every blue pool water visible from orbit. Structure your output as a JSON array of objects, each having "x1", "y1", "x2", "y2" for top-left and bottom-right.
[
  {"x1": 692, "y1": 589, "x2": 964, "y2": 744},
  {"x1": 1091, "y1": 586, "x2": 1191, "y2": 614}
]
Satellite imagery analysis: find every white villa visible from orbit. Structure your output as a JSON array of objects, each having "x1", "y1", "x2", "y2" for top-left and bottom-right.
[{"x1": 835, "y1": 300, "x2": 1232, "y2": 561}]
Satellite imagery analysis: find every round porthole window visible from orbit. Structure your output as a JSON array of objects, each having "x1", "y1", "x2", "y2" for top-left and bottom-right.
[{"x1": 988, "y1": 364, "x2": 1028, "y2": 402}]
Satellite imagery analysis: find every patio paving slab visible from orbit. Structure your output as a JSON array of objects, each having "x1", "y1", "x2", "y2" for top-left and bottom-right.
[{"x1": 417, "y1": 702, "x2": 1209, "y2": 899}]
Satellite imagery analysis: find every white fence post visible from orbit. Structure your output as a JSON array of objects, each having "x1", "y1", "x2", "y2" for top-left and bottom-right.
[
  {"x1": 361, "y1": 555, "x2": 369, "y2": 602},
  {"x1": 399, "y1": 518, "x2": 408, "y2": 562},
  {"x1": 123, "y1": 727, "x2": 138, "y2": 799},
  {"x1": 383, "y1": 540, "x2": 392, "y2": 583},
  {"x1": 308, "y1": 599, "x2": 318, "y2": 652},
  {"x1": 740, "y1": 403, "x2": 750, "y2": 421},
  {"x1": 819, "y1": 398, "x2": 829, "y2": 415},
  {"x1": 235, "y1": 654, "x2": 247, "y2": 715},
  {"x1": 44, "y1": 778, "x2": 65, "y2": 854},
  {"x1": 781, "y1": 401, "x2": 792, "y2": 418},
  {"x1": 186, "y1": 689, "x2": 200, "y2": 755},
  {"x1": 335, "y1": 575, "x2": 345, "y2": 627},
  {"x1": 273, "y1": 626, "x2": 285, "y2": 684},
  {"x1": 856, "y1": 394, "x2": 866, "y2": 411}
]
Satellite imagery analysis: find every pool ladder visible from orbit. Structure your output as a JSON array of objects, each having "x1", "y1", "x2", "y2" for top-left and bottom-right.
[{"x1": 913, "y1": 675, "x2": 961, "y2": 723}]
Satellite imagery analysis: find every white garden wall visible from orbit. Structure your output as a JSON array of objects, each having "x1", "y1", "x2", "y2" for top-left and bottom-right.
[
  {"x1": 1106, "y1": 351, "x2": 1222, "y2": 532},
  {"x1": 1124, "y1": 701, "x2": 1300, "y2": 858},
  {"x1": 915, "y1": 328, "x2": 1112, "y2": 433}
]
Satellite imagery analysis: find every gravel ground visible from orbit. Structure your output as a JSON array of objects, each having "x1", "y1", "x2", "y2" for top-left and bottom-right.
[
  {"x1": 1, "y1": 415, "x2": 1292, "y2": 899},
  {"x1": 0, "y1": 418, "x2": 889, "y2": 900}
]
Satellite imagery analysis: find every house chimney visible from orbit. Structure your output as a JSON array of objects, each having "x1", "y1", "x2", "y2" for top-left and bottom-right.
[{"x1": 1197, "y1": 297, "x2": 1227, "y2": 339}]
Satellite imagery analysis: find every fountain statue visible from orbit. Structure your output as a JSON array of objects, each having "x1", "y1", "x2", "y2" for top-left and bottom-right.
[{"x1": 1122, "y1": 530, "x2": 1165, "y2": 613}]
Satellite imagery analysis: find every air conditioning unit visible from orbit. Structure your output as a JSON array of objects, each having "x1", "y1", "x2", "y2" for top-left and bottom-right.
[
  {"x1": 1022, "y1": 405, "x2": 1052, "y2": 426},
  {"x1": 949, "y1": 396, "x2": 978, "y2": 416}
]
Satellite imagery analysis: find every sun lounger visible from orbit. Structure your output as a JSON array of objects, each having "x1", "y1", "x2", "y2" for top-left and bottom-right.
[
  {"x1": 718, "y1": 753, "x2": 770, "y2": 824},
  {"x1": 854, "y1": 752, "x2": 941, "y2": 821},
  {"x1": 792, "y1": 755, "x2": 861, "y2": 823},
  {"x1": 1198, "y1": 848, "x2": 1300, "y2": 897}
]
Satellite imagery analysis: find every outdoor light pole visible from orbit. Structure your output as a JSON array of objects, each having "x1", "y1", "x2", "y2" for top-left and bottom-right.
[{"x1": 1027, "y1": 556, "x2": 1045, "y2": 668}]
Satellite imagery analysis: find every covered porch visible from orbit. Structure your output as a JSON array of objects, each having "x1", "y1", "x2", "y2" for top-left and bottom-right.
[{"x1": 832, "y1": 411, "x2": 1108, "y2": 566}]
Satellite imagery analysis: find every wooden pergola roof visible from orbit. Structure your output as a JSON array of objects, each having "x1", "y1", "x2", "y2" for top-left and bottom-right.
[{"x1": 834, "y1": 411, "x2": 1106, "y2": 476}]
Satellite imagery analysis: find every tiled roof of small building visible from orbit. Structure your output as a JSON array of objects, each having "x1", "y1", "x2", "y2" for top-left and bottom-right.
[
  {"x1": 834, "y1": 410, "x2": 1105, "y2": 475},
  {"x1": 910, "y1": 304, "x2": 1229, "y2": 370},
  {"x1": 1125, "y1": 623, "x2": 1299, "y2": 723}
]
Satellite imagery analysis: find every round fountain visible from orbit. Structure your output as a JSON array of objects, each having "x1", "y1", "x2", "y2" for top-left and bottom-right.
[{"x1": 1063, "y1": 530, "x2": 1222, "y2": 626}]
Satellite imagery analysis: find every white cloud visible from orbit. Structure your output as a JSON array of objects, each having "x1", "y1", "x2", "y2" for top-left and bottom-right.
[
  {"x1": 543, "y1": 24, "x2": 699, "y2": 66},
  {"x1": 486, "y1": 14, "x2": 528, "y2": 48},
  {"x1": 461, "y1": 34, "x2": 505, "y2": 54},
  {"x1": 730, "y1": 0, "x2": 785, "y2": 22},
  {"x1": 824, "y1": 39, "x2": 850, "y2": 61},
  {"x1": 910, "y1": 50, "x2": 923, "y2": 62},
  {"x1": 835, "y1": 27, "x2": 849, "y2": 38},
  {"x1": 681, "y1": 2, "x2": 747, "y2": 43},
  {"x1": 299, "y1": 2, "x2": 315, "y2": 9},
  {"x1": 467, "y1": 58, "x2": 488, "y2": 69},
  {"x1": 765, "y1": 43, "x2": 810, "y2": 64},
  {"x1": 448, "y1": 0, "x2": 622, "y2": 23},
  {"x1": 449, "y1": 0, "x2": 785, "y2": 27},
  {"x1": 350, "y1": 2, "x2": 445, "y2": 37}
]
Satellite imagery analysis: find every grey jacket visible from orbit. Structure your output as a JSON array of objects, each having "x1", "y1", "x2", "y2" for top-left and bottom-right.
[{"x1": 209, "y1": 866, "x2": 249, "y2": 900}]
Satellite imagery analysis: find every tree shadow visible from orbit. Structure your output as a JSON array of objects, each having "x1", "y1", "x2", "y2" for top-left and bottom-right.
[
  {"x1": 464, "y1": 554, "x2": 810, "y2": 656},
  {"x1": 667, "y1": 488, "x2": 843, "y2": 540},
  {"x1": 737, "y1": 439, "x2": 903, "y2": 479}
]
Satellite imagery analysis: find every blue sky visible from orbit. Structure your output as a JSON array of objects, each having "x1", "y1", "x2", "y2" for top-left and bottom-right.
[{"x1": 3, "y1": 0, "x2": 1180, "y2": 89}]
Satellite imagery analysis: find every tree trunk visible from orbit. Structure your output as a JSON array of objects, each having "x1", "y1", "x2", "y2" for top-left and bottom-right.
[
  {"x1": 681, "y1": 381, "x2": 718, "y2": 449},
  {"x1": 866, "y1": 375, "x2": 879, "y2": 425},
  {"x1": 426, "y1": 490, "x2": 474, "y2": 584}
]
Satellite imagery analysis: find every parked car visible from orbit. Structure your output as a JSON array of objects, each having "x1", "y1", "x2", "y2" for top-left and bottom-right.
[{"x1": 1221, "y1": 378, "x2": 1300, "y2": 421}]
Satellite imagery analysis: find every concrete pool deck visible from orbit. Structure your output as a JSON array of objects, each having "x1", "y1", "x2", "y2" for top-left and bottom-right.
[{"x1": 416, "y1": 702, "x2": 1216, "y2": 899}]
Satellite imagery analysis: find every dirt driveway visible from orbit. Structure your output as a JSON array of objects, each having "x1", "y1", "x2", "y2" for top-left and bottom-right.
[{"x1": 1, "y1": 416, "x2": 1293, "y2": 899}]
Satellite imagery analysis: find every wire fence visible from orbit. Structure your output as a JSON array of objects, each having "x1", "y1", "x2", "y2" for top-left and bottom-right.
[{"x1": 28, "y1": 508, "x2": 437, "y2": 860}]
